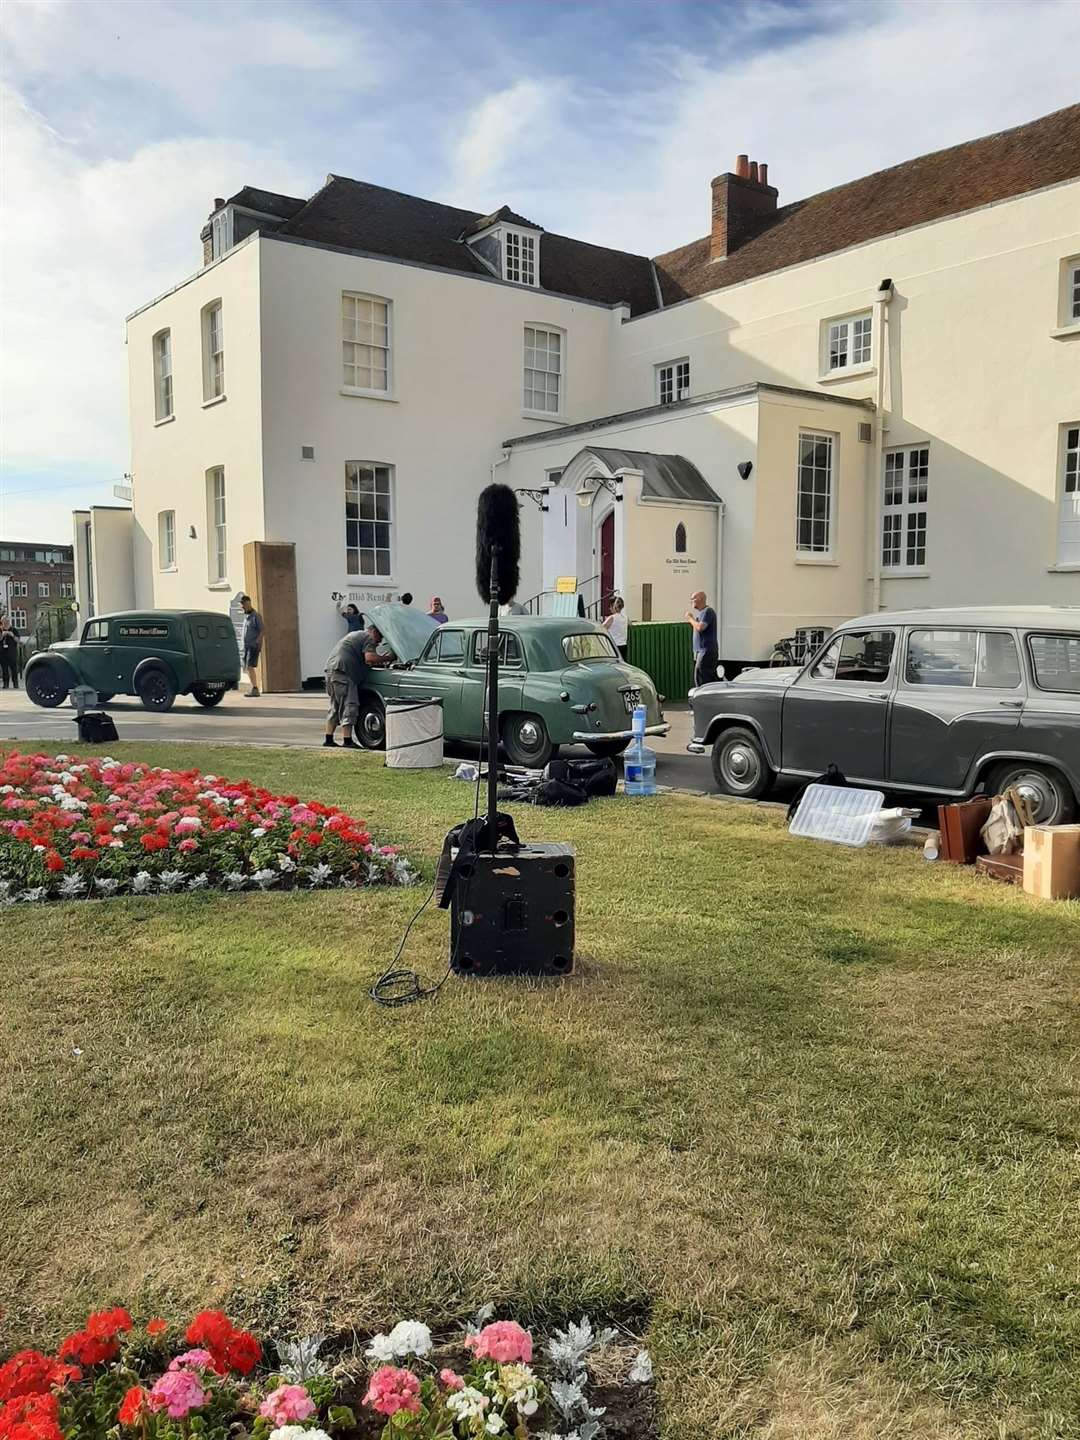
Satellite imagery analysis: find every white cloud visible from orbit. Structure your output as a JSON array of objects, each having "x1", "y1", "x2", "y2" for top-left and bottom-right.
[{"x1": 446, "y1": 79, "x2": 565, "y2": 208}]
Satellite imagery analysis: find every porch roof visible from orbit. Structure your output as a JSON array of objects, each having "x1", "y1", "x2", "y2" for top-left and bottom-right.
[{"x1": 572, "y1": 445, "x2": 720, "y2": 505}]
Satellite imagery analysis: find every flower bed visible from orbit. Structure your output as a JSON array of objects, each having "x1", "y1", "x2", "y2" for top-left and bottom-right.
[
  {"x1": 0, "y1": 1307, "x2": 656, "y2": 1439},
  {"x1": 0, "y1": 752, "x2": 415, "y2": 903}
]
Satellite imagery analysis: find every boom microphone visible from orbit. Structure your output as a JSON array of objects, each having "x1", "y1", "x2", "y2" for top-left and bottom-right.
[{"x1": 475, "y1": 484, "x2": 521, "y2": 605}]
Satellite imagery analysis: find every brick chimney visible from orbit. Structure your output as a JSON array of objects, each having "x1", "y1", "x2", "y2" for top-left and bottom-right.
[{"x1": 710, "y1": 157, "x2": 778, "y2": 261}]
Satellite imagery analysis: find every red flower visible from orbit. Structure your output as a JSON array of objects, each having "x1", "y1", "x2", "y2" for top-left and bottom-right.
[
  {"x1": 304, "y1": 832, "x2": 322, "y2": 848},
  {"x1": 145, "y1": 1319, "x2": 168, "y2": 1337},
  {"x1": 184, "y1": 1309, "x2": 233, "y2": 1356},
  {"x1": 0, "y1": 1391, "x2": 63, "y2": 1440},
  {"x1": 224, "y1": 1330, "x2": 261, "y2": 1376},
  {"x1": 70, "y1": 847, "x2": 97, "y2": 862},
  {"x1": 85, "y1": 1307, "x2": 132, "y2": 1341},
  {"x1": 117, "y1": 1385, "x2": 150, "y2": 1427},
  {"x1": 140, "y1": 832, "x2": 168, "y2": 851},
  {"x1": 43, "y1": 852, "x2": 65, "y2": 873},
  {"x1": 57, "y1": 1331, "x2": 118, "y2": 1368},
  {"x1": 0, "y1": 1353, "x2": 78, "y2": 1404}
]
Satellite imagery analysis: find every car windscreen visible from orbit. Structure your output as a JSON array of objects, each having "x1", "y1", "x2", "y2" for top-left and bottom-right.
[
  {"x1": 1028, "y1": 632, "x2": 1080, "y2": 693},
  {"x1": 562, "y1": 633, "x2": 618, "y2": 663}
]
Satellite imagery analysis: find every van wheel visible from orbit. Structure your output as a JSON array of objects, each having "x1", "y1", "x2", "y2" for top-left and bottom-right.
[
  {"x1": 136, "y1": 667, "x2": 177, "y2": 713},
  {"x1": 192, "y1": 686, "x2": 226, "y2": 708},
  {"x1": 503, "y1": 714, "x2": 554, "y2": 767},
  {"x1": 355, "y1": 695, "x2": 386, "y2": 749},
  {"x1": 25, "y1": 662, "x2": 68, "y2": 709},
  {"x1": 711, "y1": 726, "x2": 773, "y2": 798},
  {"x1": 989, "y1": 762, "x2": 1076, "y2": 826}
]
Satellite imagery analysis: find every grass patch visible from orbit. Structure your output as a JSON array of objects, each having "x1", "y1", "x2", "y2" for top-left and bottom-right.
[{"x1": 1, "y1": 743, "x2": 1078, "y2": 1437}]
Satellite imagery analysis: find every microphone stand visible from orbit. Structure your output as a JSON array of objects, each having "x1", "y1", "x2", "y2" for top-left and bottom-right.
[{"x1": 485, "y1": 543, "x2": 500, "y2": 853}]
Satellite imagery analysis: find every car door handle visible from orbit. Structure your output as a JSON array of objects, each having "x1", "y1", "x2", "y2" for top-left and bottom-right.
[
  {"x1": 998, "y1": 700, "x2": 1024, "y2": 709},
  {"x1": 868, "y1": 691, "x2": 890, "y2": 699}
]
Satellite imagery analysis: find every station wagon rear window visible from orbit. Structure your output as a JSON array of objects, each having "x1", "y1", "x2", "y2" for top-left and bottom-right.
[
  {"x1": 1028, "y1": 632, "x2": 1080, "y2": 693},
  {"x1": 562, "y1": 633, "x2": 618, "y2": 663}
]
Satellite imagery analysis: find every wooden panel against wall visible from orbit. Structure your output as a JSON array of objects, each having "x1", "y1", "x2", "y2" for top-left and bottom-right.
[{"x1": 243, "y1": 541, "x2": 300, "y2": 692}]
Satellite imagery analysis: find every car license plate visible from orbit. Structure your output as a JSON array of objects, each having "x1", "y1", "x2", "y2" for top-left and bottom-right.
[
  {"x1": 622, "y1": 687, "x2": 641, "y2": 715},
  {"x1": 203, "y1": 681, "x2": 226, "y2": 690}
]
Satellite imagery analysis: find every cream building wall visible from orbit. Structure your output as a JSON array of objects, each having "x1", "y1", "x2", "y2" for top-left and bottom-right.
[{"x1": 611, "y1": 179, "x2": 1080, "y2": 613}]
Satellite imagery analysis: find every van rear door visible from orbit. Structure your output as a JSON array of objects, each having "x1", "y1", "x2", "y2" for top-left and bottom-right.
[{"x1": 192, "y1": 615, "x2": 241, "y2": 683}]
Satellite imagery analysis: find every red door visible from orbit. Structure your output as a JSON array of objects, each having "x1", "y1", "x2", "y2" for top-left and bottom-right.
[{"x1": 599, "y1": 510, "x2": 615, "y2": 615}]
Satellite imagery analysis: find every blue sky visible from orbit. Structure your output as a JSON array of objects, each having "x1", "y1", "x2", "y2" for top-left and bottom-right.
[{"x1": 2, "y1": 0, "x2": 1078, "y2": 542}]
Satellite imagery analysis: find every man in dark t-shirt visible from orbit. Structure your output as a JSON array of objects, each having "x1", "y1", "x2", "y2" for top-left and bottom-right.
[{"x1": 686, "y1": 589, "x2": 719, "y2": 688}]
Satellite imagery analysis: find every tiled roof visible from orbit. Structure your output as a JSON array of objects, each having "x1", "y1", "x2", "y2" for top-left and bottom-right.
[
  {"x1": 654, "y1": 103, "x2": 1080, "y2": 305},
  {"x1": 227, "y1": 186, "x2": 307, "y2": 220},
  {"x1": 461, "y1": 204, "x2": 543, "y2": 238},
  {"x1": 274, "y1": 175, "x2": 659, "y2": 314}
]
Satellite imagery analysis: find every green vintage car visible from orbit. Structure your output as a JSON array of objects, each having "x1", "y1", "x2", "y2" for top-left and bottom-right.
[
  {"x1": 355, "y1": 605, "x2": 668, "y2": 766},
  {"x1": 24, "y1": 610, "x2": 241, "y2": 712}
]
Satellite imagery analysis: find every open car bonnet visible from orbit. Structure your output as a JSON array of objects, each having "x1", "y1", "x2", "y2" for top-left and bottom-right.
[{"x1": 365, "y1": 602, "x2": 439, "y2": 664}]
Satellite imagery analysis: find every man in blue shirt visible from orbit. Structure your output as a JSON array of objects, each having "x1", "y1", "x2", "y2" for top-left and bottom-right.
[
  {"x1": 239, "y1": 595, "x2": 264, "y2": 697},
  {"x1": 686, "y1": 589, "x2": 719, "y2": 688}
]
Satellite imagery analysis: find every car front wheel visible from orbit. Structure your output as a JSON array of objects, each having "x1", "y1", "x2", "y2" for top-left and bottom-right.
[
  {"x1": 136, "y1": 668, "x2": 177, "y2": 712},
  {"x1": 711, "y1": 725, "x2": 773, "y2": 799},
  {"x1": 989, "y1": 762, "x2": 1076, "y2": 826},
  {"x1": 25, "y1": 663, "x2": 68, "y2": 709},
  {"x1": 503, "y1": 713, "x2": 555, "y2": 768},
  {"x1": 355, "y1": 694, "x2": 386, "y2": 750}
]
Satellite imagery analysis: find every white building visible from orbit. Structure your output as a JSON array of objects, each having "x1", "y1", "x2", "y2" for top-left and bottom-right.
[{"x1": 97, "y1": 105, "x2": 1079, "y2": 683}]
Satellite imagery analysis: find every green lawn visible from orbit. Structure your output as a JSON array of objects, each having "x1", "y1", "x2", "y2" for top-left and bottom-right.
[{"x1": 1, "y1": 743, "x2": 1078, "y2": 1439}]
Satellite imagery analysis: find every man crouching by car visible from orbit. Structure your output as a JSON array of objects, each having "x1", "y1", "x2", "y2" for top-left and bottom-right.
[{"x1": 322, "y1": 623, "x2": 394, "y2": 748}]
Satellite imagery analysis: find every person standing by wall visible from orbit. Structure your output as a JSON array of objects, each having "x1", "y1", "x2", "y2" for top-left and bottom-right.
[
  {"x1": 239, "y1": 594, "x2": 264, "y2": 697},
  {"x1": 340, "y1": 602, "x2": 363, "y2": 632},
  {"x1": 0, "y1": 618, "x2": 18, "y2": 689},
  {"x1": 686, "y1": 589, "x2": 719, "y2": 687},
  {"x1": 603, "y1": 596, "x2": 628, "y2": 659},
  {"x1": 427, "y1": 596, "x2": 448, "y2": 625}
]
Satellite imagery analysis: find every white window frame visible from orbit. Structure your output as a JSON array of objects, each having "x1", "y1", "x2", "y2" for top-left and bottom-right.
[
  {"x1": 820, "y1": 310, "x2": 873, "y2": 377},
  {"x1": 523, "y1": 324, "x2": 563, "y2": 417},
  {"x1": 206, "y1": 467, "x2": 227, "y2": 584},
  {"x1": 503, "y1": 227, "x2": 538, "y2": 287},
  {"x1": 12, "y1": 580, "x2": 27, "y2": 597},
  {"x1": 656, "y1": 358, "x2": 690, "y2": 406},
  {"x1": 153, "y1": 328, "x2": 173, "y2": 421},
  {"x1": 795, "y1": 430, "x2": 837, "y2": 560},
  {"x1": 881, "y1": 445, "x2": 930, "y2": 574},
  {"x1": 37, "y1": 582, "x2": 50, "y2": 599},
  {"x1": 211, "y1": 208, "x2": 233, "y2": 261},
  {"x1": 341, "y1": 292, "x2": 392, "y2": 397},
  {"x1": 1057, "y1": 422, "x2": 1080, "y2": 568},
  {"x1": 60, "y1": 582, "x2": 74, "y2": 598},
  {"x1": 201, "y1": 301, "x2": 225, "y2": 403},
  {"x1": 1054, "y1": 255, "x2": 1080, "y2": 335},
  {"x1": 158, "y1": 509, "x2": 177, "y2": 571},
  {"x1": 345, "y1": 462, "x2": 395, "y2": 579},
  {"x1": 9, "y1": 609, "x2": 26, "y2": 631}
]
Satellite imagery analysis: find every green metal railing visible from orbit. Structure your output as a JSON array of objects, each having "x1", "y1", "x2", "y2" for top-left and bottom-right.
[{"x1": 626, "y1": 621, "x2": 694, "y2": 702}]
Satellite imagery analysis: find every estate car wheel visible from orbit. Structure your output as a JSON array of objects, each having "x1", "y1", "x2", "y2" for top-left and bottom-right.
[
  {"x1": 136, "y1": 667, "x2": 177, "y2": 713},
  {"x1": 355, "y1": 694, "x2": 386, "y2": 750},
  {"x1": 192, "y1": 686, "x2": 226, "y2": 708},
  {"x1": 711, "y1": 725, "x2": 773, "y2": 799},
  {"x1": 585, "y1": 737, "x2": 631, "y2": 759},
  {"x1": 989, "y1": 762, "x2": 1076, "y2": 826},
  {"x1": 503, "y1": 713, "x2": 555, "y2": 768},
  {"x1": 24, "y1": 663, "x2": 68, "y2": 709}
]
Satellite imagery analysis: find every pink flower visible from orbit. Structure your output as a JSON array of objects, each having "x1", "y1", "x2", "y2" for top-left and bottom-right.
[
  {"x1": 464, "y1": 1321, "x2": 533, "y2": 1365},
  {"x1": 363, "y1": 1365, "x2": 422, "y2": 1417},
  {"x1": 178, "y1": 838, "x2": 198, "y2": 853},
  {"x1": 440, "y1": 1368, "x2": 465, "y2": 1390},
  {"x1": 148, "y1": 1368, "x2": 208, "y2": 1418},
  {"x1": 168, "y1": 1348, "x2": 214, "y2": 1372},
  {"x1": 259, "y1": 1383, "x2": 317, "y2": 1426}
]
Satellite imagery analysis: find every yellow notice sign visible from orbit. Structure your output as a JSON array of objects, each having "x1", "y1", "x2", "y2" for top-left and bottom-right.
[{"x1": 555, "y1": 576, "x2": 578, "y2": 594}]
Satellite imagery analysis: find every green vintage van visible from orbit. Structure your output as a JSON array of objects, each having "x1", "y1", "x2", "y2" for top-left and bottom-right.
[{"x1": 24, "y1": 610, "x2": 241, "y2": 712}]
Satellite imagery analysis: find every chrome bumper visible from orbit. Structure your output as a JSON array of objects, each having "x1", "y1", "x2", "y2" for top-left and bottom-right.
[
  {"x1": 571, "y1": 722, "x2": 671, "y2": 742},
  {"x1": 686, "y1": 741, "x2": 707, "y2": 755}
]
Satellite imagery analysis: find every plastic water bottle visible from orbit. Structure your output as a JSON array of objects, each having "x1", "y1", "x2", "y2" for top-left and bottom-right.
[{"x1": 624, "y1": 706, "x2": 656, "y2": 797}]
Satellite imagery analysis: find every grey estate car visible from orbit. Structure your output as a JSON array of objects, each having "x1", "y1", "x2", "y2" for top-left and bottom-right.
[{"x1": 687, "y1": 608, "x2": 1080, "y2": 824}]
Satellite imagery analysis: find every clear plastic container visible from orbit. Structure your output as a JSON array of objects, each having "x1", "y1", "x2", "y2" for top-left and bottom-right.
[
  {"x1": 788, "y1": 783, "x2": 885, "y2": 846},
  {"x1": 624, "y1": 737, "x2": 657, "y2": 796}
]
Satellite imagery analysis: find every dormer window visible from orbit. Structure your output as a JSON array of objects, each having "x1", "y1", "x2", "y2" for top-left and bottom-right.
[
  {"x1": 211, "y1": 207, "x2": 233, "y2": 260},
  {"x1": 503, "y1": 227, "x2": 537, "y2": 286}
]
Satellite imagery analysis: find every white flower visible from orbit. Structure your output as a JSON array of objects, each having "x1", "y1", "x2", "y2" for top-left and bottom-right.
[
  {"x1": 251, "y1": 827, "x2": 267, "y2": 838},
  {"x1": 94, "y1": 878, "x2": 120, "y2": 896},
  {"x1": 277, "y1": 854, "x2": 295, "y2": 872},
  {"x1": 132, "y1": 871, "x2": 154, "y2": 893},
  {"x1": 486, "y1": 1415, "x2": 506, "y2": 1435},
  {"x1": 0, "y1": 785, "x2": 13, "y2": 794},
  {"x1": 59, "y1": 795, "x2": 86, "y2": 811},
  {"x1": 628, "y1": 1349, "x2": 652, "y2": 1384},
  {"x1": 252, "y1": 868, "x2": 277, "y2": 889},
  {"x1": 364, "y1": 1333, "x2": 397, "y2": 1363},
  {"x1": 446, "y1": 1387, "x2": 489, "y2": 1422},
  {"x1": 109, "y1": 839, "x2": 124, "y2": 849},
  {"x1": 387, "y1": 1319, "x2": 432, "y2": 1358},
  {"x1": 112, "y1": 823, "x2": 128, "y2": 833},
  {"x1": 20, "y1": 887, "x2": 47, "y2": 903},
  {"x1": 269, "y1": 1428, "x2": 333, "y2": 1440},
  {"x1": 32, "y1": 844, "x2": 45, "y2": 854},
  {"x1": 500, "y1": 1363, "x2": 539, "y2": 1416},
  {"x1": 54, "y1": 754, "x2": 71, "y2": 763},
  {"x1": 175, "y1": 816, "x2": 201, "y2": 832}
]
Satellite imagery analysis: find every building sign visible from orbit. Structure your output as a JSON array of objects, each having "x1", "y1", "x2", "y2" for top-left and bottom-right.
[
  {"x1": 116, "y1": 622, "x2": 170, "y2": 639},
  {"x1": 665, "y1": 557, "x2": 699, "y2": 573}
]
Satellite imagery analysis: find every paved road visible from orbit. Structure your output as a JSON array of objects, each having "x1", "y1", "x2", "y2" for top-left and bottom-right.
[{"x1": 0, "y1": 686, "x2": 719, "y2": 795}]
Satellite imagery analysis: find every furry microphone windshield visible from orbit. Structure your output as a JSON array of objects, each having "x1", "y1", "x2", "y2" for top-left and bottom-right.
[{"x1": 475, "y1": 484, "x2": 521, "y2": 605}]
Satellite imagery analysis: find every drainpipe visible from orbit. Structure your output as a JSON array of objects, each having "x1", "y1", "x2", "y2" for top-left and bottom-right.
[
  {"x1": 715, "y1": 500, "x2": 725, "y2": 665},
  {"x1": 869, "y1": 280, "x2": 894, "y2": 613}
]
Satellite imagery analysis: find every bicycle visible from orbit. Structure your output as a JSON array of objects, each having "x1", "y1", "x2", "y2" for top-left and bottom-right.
[{"x1": 768, "y1": 636, "x2": 800, "y2": 666}]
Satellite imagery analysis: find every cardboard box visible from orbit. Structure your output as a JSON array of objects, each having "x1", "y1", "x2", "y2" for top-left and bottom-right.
[{"x1": 1022, "y1": 825, "x2": 1080, "y2": 900}]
